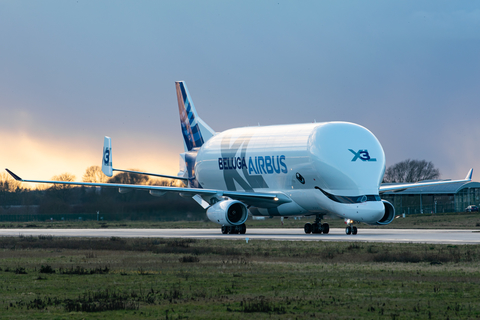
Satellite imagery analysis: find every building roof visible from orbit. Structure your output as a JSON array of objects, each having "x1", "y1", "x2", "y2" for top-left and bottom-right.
[{"x1": 381, "y1": 181, "x2": 480, "y2": 195}]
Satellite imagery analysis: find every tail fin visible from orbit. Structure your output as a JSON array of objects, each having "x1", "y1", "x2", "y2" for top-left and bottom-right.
[
  {"x1": 102, "y1": 136, "x2": 113, "y2": 177},
  {"x1": 176, "y1": 81, "x2": 215, "y2": 152}
]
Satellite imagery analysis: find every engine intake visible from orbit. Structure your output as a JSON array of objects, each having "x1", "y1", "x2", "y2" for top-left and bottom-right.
[
  {"x1": 206, "y1": 200, "x2": 248, "y2": 226},
  {"x1": 374, "y1": 200, "x2": 395, "y2": 225}
]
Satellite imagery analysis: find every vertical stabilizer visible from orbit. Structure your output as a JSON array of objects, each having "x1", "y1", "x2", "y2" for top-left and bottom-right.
[
  {"x1": 176, "y1": 81, "x2": 215, "y2": 151},
  {"x1": 102, "y1": 136, "x2": 113, "y2": 177}
]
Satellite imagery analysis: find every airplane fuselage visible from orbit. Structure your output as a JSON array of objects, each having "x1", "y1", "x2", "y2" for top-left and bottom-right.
[{"x1": 194, "y1": 121, "x2": 387, "y2": 224}]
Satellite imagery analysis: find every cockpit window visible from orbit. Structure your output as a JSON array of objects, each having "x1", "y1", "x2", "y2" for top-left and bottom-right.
[
  {"x1": 366, "y1": 195, "x2": 381, "y2": 201},
  {"x1": 315, "y1": 187, "x2": 381, "y2": 204}
]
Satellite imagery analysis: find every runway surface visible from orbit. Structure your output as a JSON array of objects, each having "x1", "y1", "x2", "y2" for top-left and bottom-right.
[{"x1": 1, "y1": 228, "x2": 479, "y2": 244}]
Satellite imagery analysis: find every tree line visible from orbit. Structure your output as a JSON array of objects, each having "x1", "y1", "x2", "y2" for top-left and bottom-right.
[
  {"x1": 382, "y1": 159, "x2": 440, "y2": 183},
  {"x1": 0, "y1": 166, "x2": 203, "y2": 220},
  {"x1": 0, "y1": 159, "x2": 441, "y2": 219}
]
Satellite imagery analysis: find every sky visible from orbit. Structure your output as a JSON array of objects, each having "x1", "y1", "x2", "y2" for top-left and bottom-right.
[{"x1": 1, "y1": 1, "x2": 479, "y2": 183}]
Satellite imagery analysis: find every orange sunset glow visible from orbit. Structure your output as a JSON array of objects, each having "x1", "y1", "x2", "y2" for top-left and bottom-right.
[{"x1": 1, "y1": 130, "x2": 180, "y2": 186}]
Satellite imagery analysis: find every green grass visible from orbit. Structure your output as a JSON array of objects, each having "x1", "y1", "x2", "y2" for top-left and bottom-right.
[
  {"x1": 1, "y1": 236, "x2": 480, "y2": 319},
  {"x1": 2, "y1": 211, "x2": 480, "y2": 230}
]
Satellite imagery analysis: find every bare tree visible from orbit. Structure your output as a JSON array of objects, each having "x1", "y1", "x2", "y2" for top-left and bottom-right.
[
  {"x1": 51, "y1": 173, "x2": 76, "y2": 189},
  {"x1": 0, "y1": 172, "x2": 23, "y2": 192},
  {"x1": 383, "y1": 159, "x2": 440, "y2": 183},
  {"x1": 148, "y1": 177, "x2": 185, "y2": 187},
  {"x1": 108, "y1": 169, "x2": 149, "y2": 185},
  {"x1": 83, "y1": 165, "x2": 109, "y2": 183}
]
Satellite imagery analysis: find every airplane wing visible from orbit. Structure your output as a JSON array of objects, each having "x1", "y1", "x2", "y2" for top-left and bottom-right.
[
  {"x1": 379, "y1": 168, "x2": 473, "y2": 193},
  {"x1": 5, "y1": 169, "x2": 291, "y2": 208}
]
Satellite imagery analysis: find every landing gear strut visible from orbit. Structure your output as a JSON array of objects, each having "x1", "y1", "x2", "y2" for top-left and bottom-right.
[
  {"x1": 304, "y1": 214, "x2": 329, "y2": 234},
  {"x1": 221, "y1": 224, "x2": 247, "y2": 235},
  {"x1": 345, "y1": 219, "x2": 358, "y2": 235}
]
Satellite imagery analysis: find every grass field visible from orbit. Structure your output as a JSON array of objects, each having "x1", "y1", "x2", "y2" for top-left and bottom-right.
[
  {"x1": 1, "y1": 212, "x2": 480, "y2": 319},
  {"x1": 2, "y1": 211, "x2": 480, "y2": 230},
  {"x1": 1, "y1": 236, "x2": 480, "y2": 319}
]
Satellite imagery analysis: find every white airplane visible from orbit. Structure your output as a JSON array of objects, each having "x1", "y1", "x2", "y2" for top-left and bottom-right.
[{"x1": 6, "y1": 81, "x2": 473, "y2": 235}]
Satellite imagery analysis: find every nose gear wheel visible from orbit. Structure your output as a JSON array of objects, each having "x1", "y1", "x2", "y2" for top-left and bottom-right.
[{"x1": 345, "y1": 220, "x2": 358, "y2": 235}]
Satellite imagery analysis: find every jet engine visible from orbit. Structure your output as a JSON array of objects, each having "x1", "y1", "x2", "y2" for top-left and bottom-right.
[
  {"x1": 371, "y1": 200, "x2": 395, "y2": 225},
  {"x1": 206, "y1": 200, "x2": 248, "y2": 226}
]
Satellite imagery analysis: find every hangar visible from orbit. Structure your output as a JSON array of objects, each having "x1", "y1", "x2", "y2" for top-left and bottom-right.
[{"x1": 381, "y1": 181, "x2": 480, "y2": 214}]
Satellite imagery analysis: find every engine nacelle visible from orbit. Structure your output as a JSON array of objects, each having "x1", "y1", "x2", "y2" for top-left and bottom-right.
[
  {"x1": 371, "y1": 200, "x2": 395, "y2": 225},
  {"x1": 206, "y1": 200, "x2": 248, "y2": 226}
]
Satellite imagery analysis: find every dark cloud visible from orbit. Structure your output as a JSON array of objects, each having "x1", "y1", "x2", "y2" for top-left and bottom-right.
[{"x1": 1, "y1": 1, "x2": 479, "y2": 179}]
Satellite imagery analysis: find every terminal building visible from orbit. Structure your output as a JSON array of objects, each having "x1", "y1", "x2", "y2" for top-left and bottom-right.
[{"x1": 381, "y1": 181, "x2": 480, "y2": 214}]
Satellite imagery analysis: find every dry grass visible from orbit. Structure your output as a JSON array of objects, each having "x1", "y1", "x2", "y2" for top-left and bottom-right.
[{"x1": 1, "y1": 236, "x2": 480, "y2": 318}]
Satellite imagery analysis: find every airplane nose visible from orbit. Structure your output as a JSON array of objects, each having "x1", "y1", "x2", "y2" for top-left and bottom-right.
[
  {"x1": 344, "y1": 201, "x2": 385, "y2": 223},
  {"x1": 355, "y1": 201, "x2": 385, "y2": 223}
]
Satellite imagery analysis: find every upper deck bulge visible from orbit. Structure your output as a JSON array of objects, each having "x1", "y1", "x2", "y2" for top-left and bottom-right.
[
  {"x1": 200, "y1": 123, "x2": 321, "y2": 156},
  {"x1": 194, "y1": 123, "x2": 322, "y2": 190}
]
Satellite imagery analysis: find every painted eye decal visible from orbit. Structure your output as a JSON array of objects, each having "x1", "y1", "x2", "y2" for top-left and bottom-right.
[{"x1": 296, "y1": 172, "x2": 305, "y2": 184}]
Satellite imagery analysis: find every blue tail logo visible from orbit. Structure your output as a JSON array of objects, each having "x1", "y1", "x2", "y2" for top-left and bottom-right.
[{"x1": 176, "y1": 81, "x2": 204, "y2": 151}]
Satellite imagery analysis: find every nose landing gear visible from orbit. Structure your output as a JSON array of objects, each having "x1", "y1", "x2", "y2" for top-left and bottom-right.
[
  {"x1": 304, "y1": 214, "x2": 329, "y2": 234},
  {"x1": 345, "y1": 219, "x2": 358, "y2": 235}
]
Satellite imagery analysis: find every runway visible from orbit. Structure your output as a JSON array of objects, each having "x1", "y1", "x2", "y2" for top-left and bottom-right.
[{"x1": 0, "y1": 228, "x2": 479, "y2": 244}]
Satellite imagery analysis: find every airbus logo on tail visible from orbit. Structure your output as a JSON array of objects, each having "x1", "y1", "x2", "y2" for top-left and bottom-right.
[{"x1": 349, "y1": 149, "x2": 376, "y2": 162}]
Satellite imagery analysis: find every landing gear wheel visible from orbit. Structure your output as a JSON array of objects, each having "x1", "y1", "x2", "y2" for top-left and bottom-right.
[
  {"x1": 221, "y1": 226, "x2": 228, "y2": 234},
  {"x1": 304, "y1": 223, "x2": 312, "y2": 234},
  {"x1": 305, "y1": 215, "x2": 328, "y2": 235},
  {"x1": 239, "y1": 224, "x2": 247, "y2": 234},
  {"x1": 322, "y1": 223, "x2": 330, "y2": 234},
  {"x1": 352, "y1": 226, "x2": 358, "y2": 235},
  {"x1": 313, "y1": 223, "x2": 323, "y2": 234},
  {"x1": 346, "y1": 226, "x2": 352, "y2": 235}
]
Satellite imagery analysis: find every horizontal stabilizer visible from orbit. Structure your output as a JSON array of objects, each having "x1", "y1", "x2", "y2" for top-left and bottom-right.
[
  {"x1": 101, "y1": 136, "x2": 187, "y2": 181},
  {"x1": 112, "y1": 168, "x2": 188, "y2": 181}
]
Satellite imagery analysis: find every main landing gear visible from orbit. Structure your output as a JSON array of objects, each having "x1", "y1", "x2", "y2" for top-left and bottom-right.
[
  {"x1": 345, "y1": 219, "x2": 358, "y2": 235},
  {"x1": 221, "y1": 223, "x2": 246, "y2": 235},
  {"x1": 304, "y1": 214, "x2": 329, "y2": 234}
]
